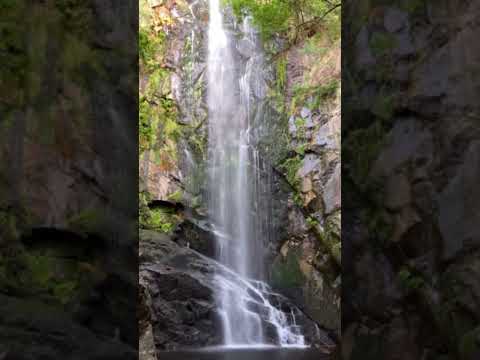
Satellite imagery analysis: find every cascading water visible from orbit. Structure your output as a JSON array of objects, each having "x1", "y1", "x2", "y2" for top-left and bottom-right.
[{"x1": 206, "y1": 0, "x2": 307, "y2": 348}]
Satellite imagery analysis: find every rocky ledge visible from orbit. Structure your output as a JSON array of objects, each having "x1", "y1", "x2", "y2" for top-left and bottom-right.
[{"x1": 139, "y1": 230, "x2": 336, "y2": 356}]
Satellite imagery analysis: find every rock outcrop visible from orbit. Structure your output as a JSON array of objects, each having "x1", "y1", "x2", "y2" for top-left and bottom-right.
[
  {"x1": 1, "y1": 1, "x2": 138, "y2": 357},
  {"x1": 343, "y1": 0, "x2": 480, "y2": 358},
  {"x1": 139, "y1": 230, "x2": 335, "y2": 352}
]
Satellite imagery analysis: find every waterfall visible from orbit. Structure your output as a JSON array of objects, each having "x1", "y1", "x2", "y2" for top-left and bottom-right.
[{"x1": 207, "y1": 0, "x2": 307, "y2": 348}]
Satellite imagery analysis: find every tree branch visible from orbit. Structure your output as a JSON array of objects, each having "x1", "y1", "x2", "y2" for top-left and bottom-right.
[{"x1": 270, "y1": 3, "x2": 341, "y2": 62}]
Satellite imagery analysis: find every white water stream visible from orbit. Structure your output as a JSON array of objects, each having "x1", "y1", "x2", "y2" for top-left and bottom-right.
[{"x1": 206, "y1": 0, "x2": 306, "y2": 348}]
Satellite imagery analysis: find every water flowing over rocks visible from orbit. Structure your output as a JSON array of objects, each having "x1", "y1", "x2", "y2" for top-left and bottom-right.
[
  {"x1": 140, "y1": 230, "x2": 334, "y2": 352},
  {"x1": 139, "y1": 0, "x2": 340, "y2": 353}
]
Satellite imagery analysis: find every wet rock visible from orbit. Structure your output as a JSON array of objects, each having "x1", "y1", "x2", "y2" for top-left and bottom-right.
[
  {"x1": 173, "y1": 218, "x2": 217, "y2": 258},
  {"x1": 140, "y1": 230, "x2": 332, "y2": 350}
]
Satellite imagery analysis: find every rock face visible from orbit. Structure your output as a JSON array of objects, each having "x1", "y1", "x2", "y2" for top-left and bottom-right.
[
  {"x1": 1, "y1": 1, "x2": 137, "y2": 358},
  {"x1": 343, "y1": 0, "x2": 480, "y2": 358},
  {"x1": 139, "y1": 230, "x2": 335, "y2": 352},
  {"x1": 139, "y1": 0, "x2": 341, "y2": 351},
  {"x1": 0, "y1": 294, "x2": 137, "y2": 360},
  {"x1": 1, "y1": 1, "x2": 137, "y2": 242},
  {"x1": 269, "y1": 32, "x2": 341, "y2": 333}
]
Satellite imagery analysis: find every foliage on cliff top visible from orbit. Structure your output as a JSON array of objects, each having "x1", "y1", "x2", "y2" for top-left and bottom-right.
[{"x1": 226, "y1": 0, "x2": 340, "y2": 44}]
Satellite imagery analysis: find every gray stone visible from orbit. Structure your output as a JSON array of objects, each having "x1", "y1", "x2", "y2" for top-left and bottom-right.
[
  {"x1": 384, "y1": 7, "x2": 409, "y2": 33},
  {"x1": 393, "y1": 31, "x2": 415, "y2": 58},
  {"x1": 237, "y1": 38, "x2": 256, "y2": 58},
  {"x1": 312, "y1": 122, "x2": 337, "y2": 151},
  {"x1": 355, "y1": 26, "x2": 376, "y2": 71},
  {"x1": 384, "y1": 173, "x2": 411, "y2": 211},
  {"x1": 437, "y1": 141, "x2": 480, "y2": 260},
  {"x1": 288, "y1": 115, "x2": 297, "y2": 135},
  {"x1": 301, "y1": 107, "x2": 312, "y2": 119},
  {"x1": 305, "y1": 116, "x2": 315, "y2": 129},
  {"x1": 297, "y1": 154, "x2": 322, "y2": 178},
  {"x1": 371, "y1": 118, "x2": 433, "y2": 178},
  {"x1": 323, "y1": 163, "x2": 341, "y2": 214},
  {"x1": 410, "y1": 22, "x2": 480, "y2": 109}
]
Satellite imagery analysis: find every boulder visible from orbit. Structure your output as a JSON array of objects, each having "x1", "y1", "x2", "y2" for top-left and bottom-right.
[{"x1": 139, "y1": 230, "x2": 334, "y2": 350}]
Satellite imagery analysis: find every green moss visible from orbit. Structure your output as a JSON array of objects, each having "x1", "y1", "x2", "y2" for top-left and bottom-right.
[
  {"x1": 271, "y1": 250, "x2": 305, "y2": 289},
  {"x1": 372, "y1": 92, "x2": 394, "y2": 121},
  {"x1": 296, "y1": 143, "x2": 307, "y2": 156},
  {"x1": 293, "y1": 193, "x2": 304, "y2": 207},
  {"x1": 167, "y1": 190, "x2": 183, "y2": 203},
  {"x1": 280, "y1": 155, "x2": 302, "y2": 188},
  {"x1": 399, "y1": 0, "x2": 426, "y2": 13},
  {"x1": 276, "y1": 56, "x2": 287, "y2": 92},
  {"x1": 291, "y1": 80, "x2": 339, "y2": 113},
  {"x1": 365, "y1": 205, "x2": 393, "y2": 248},
  {"x1": 4, "y1": 251, "x2": 82, "y2": 305},
  {"x1": 459, "y1": 327, "x2": 480, "y2": 359},
  {"x1": 0, "y1": 0, "x2": 28, "y2": 107},
  {"x1": 0, "y1": 209, "x2": 20, "y2": 241},
  {"x1": 22, "y1": 253, "x2": 55, "y2": 288},
  {"x1": 343, "y1": 120, "x2": 386, "y2": 188},
  {"x1": 67, "y1": 208, "x2": 105, "y2": 235},
  {"x1": 306, "y1": 216, "x2": 319, "y2": 229},
  {"x1": 53, "y1": 281, "x2": 78, "y2": 305},
  {"x1": 62, "y1": 34, "x2": 102, "y2": 83},
  {"x1": 314, "y1": 215, "x2": 341, "y2": 265},
  {"x1": 139, "y1": 192, "x2": 180, "y2": 234},
  {"x1": 139, "y1": 25, "x2": 166, "y2": 71},
  {"x1": 331, "y1": 242, "x2": 341, "y2": 264},
  {"x1": 139, "y1": 97, "x2": 155, "y2": 153},
  {"x1": 148, "y1": 209, "x2": 176, "y2": 234},
  {"x1": 55, "y1": 0, "x2": 93, "y2": 34},
  {"x1": 370, "y1": 32, "x2": 396, "y2": 57},
  {"x1": 398, "y1": 267, "x2": 425, "y2": 291}
]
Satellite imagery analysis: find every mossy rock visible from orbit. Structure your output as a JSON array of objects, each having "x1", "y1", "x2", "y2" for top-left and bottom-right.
[
  {"x1": 271, "y1": 249, "x2": 305, "y2": 289},
  {"x1": 460, "y1": 327, "x2": 480, "y2": 360}
]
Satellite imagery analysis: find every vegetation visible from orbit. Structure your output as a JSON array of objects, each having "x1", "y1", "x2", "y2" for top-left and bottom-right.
[
  {"x1": 226, "y1": 0, "x2": 341, "y2": 45},
  {"x1": 398, "y1": 268, "x2": 425, "y2": 292},
  {"x1": 271, "y1": 249, "x2": 306, "y2": 288},
  {"x1": 281, "y1": 155, "x2": 302, "y2": 188},
  {"x1": 139, "y1": 191, "x2": 180, "y2": 234},
  {"x1": 291, "y1": 79, "x2": 339, "y2": 113}
]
